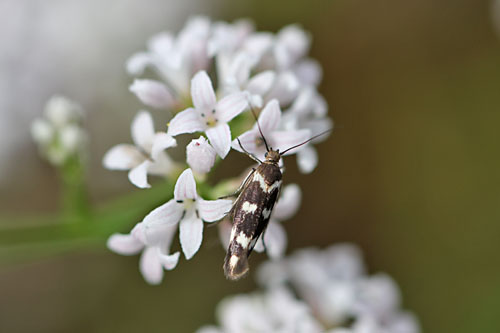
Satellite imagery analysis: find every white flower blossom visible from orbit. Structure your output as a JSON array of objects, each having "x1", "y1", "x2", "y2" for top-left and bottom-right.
[
  {"x1": 186, "y1": 136, "x2": 217, "y2": 174},
  {"x1": 127, "y1": 16, "x2": 212, "y2": 105},
  {"x1": 142, "y1": 168, "x2": 232, "y2": 260},
  {"x1": 257, "y1": 244, "x2": 420, "y2": 332},
  {"x1": 232, "y1": 99, "x2": 310, "y2": 161},
  {"x1": 102, "y1": 111, "x2": 177, "y2": 188},
  {"x1": 196, "y1": 287, "x2": 324, "y2": 333},
  {"x1": 129, "y1": 79, "x2": 177, "y2": 110},
  {"x1": 31, "y1": 95, "x2": 87, "y2": 166},
  {"x1": 107, "y1": 222, "x2": 180, "y2": 285},
  {"x1": 167, "y1": 70, "x2": 248, "y2": 158}
]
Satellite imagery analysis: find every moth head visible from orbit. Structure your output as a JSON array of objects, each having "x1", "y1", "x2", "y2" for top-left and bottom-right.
[{"x1": 265, "y1": 149, "x2": 280, "y2": 163}]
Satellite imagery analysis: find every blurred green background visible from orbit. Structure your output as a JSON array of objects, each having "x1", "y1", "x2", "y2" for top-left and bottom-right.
[{"x1": 1, "y1": 0, "x2": 500, "y2": 332}]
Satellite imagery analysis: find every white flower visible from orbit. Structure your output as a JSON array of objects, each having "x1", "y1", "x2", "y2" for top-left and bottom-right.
[
  {"x1": 196, "y1": 287, "x2": 324, "y2": 333},
  {"x1": 107, "y1": 222, "x2": 180, "y2": 285},
  {"x1": 167, "y1": 71, "x2": 248, "y2": 158},
  {"x1": 102, "y1": 111, "x2": 177, "y2": 188},
  {"x1": 127, "y1": 16, "x2": 212, "y2": 102},
  {"x1": 252, "y1": 184, "x2": 302, "y2": 259},
  {"x1": 31, "y1": 95, "x2": 87, "y2": 166},
  {"x1": 282, "y1": 86, "x2": 332, "y2": 173},
  {"x1": 186, "y1": 136, "x2": 217, "y2": 174},
  {"x1": 232, "y1": 99, "x2": 310, "y2": 161},
  {"x1": 256, "y1": 244, "x2": 420, "y2": 331},
  {"x1": 141, "y1": 168, "x2": 232, "y2": 260}
]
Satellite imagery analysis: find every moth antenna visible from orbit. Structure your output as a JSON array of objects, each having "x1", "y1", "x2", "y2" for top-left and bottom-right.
[
  {"x1": 248, "y1": 105, "x2": 270, "y2": 152},
  {"x1": 280, "y1": 128, "x2": 333, "y2": 156}
]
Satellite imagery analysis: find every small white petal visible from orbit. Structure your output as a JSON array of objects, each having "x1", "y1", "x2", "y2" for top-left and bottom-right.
[
  {"x1": 143, "y1": 200, "x2": 184, "y2": 232},
  {"x1": 180, "y1": 213, "x2": 204, "y2": 260},
  {"x1": 147, "y1": 151, "x2": 175, "y2": 176},
  {"x1": 294, "y1": 59, "x2": 322, "y2": 86},
  {"x1": 60, "y1": 125, "x2": 85, "y2": 153},
  {"x1": 246, "y1": 71, "x2": 276, "y2": 96},
  {"x1": 232, "y1": 129, "x2": 258, "y2": 154},
  {"x1": 273, "y1": 184, "x2": 302, "y2": 220},
  {"x1": 44, "y1": 96, "x2": 82, "y2": 127},
  {"x1": 268, "y1": 129, "x2": 310, "y2": 155},
  {"x1": 263, "y1": 222, "x2": 287, "y2": 259},
  {"x1": 131, "y1": 111, "x2": 155, "y2": 152},
  {"x1": 206, "y1": 123, "x2": 232, "y2": 158},
  {"x1": 191, "y1": 71, "x2": 216, "y2": 110},
  {"x1": 128, "y1": 160, "x2": 151, "y2": 188},
  {"x1": 258, "y1": 99, "x2": 281, "y2": 136},
  {"x1": 103, "y1": 144, "x2": 144, "y2": 170},
  {"x1": 186, "y1": 136, "x2": 217, "y2": 174},
  {"x1": 151, "y1": 132, "x2": 176, "y2": 159},
  {"x1": 216, "y1": 92, "x2": 248, "y2": 123},
  {"x1": 174, "y1": 168, "x2": 198, "y2": 200},
  {"x1": 297, "y1": 145, "x2": 318, "y2": 174},
  {"x1": 129, "y1": 79, "x2": 175, "y2": 109},
  {"x1": 107, "y1": 233, "x2": 144, "y2": 255},
  {"x1": 167, "y1": 108, "x2": 205, "y2": 136},
  {"x1": 139, "y1": 246, "x2": 164, "y2": 285},
  {"x1": 198, "y1": 199, "x2": 233, "y2": 222},
  {"x1": 158, "y1": 250, "x2": 180, "y2": 270},
  {"x1": 126, "y1": 52, "x2": 152, "y2": 75}
]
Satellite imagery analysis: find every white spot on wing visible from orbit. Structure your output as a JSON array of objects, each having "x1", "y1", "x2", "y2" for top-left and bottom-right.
[
  {"x1": 229, "y1": 255, "x2": 239, "y2": 268},
  {"x1": 242, "y1": 201, "x2": 257, "y2": 213},
  {"x1": 236, "y1": 232, "x2": 252, "y2": 248},
  {"x1": 253, "y1": 173, "x2": 282, "y2": 193}
]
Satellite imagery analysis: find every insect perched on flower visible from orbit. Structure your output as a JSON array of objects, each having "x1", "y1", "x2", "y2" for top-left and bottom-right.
[{"x1": 224, "y1": 108, "x2": 331, "y2": 280}]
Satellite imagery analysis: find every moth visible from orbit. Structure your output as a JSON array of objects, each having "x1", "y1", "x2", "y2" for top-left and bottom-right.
[{"x1": 223, "y1": 115, "x2": 330, "y2": 280}]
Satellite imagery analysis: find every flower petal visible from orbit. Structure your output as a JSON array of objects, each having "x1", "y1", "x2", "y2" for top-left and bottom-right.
[
  {"x1": 139, "y1": 246, "x2": 164, "y2": 285},
  {"x1": 151, "y1": 132, "x2": 176, "y2": 159},
  {"x1": 191, "y1": 71, "x2": 216, "y2": 110},
  {"x1": 128, "y1": 160, "x2": 152, "y2": 188},
  {"x1": 167, "y1": 108, "x2": 204, "y2": 136},
  {"x1": 143, "y1": 200, "x2": 184, "y2": 232},
  {"x1": 231, "y1": 129, "x2": 259, "y2": 154},
  {"x1": 294, "y1": 59, "x2": 322, "y2": 86},
  {"x1": 131, "y1": 111, "x2": 155, "y2": 151},
  {"x1": 158, "y1": 250, "x2": 180, "y2": 270},
  {"x1": 107, "y1": 233, "x2": 144, "y2": 255},
  {"x1": 186, "y1": 136, "x2": 217, "y2": 174},
  {"x1": 129, "y1": 79, "x2": 175, "y2": 109},
  {"x1": 273, "y1": 184, "x2": 302, "y2": 220},
  {"x1": 102, "y1": 144, "x2": 143, "y2": 170},
  {"x1": 246, "y1": 71, "x2": 276, "y2": 96},
  {"x1": 216, "y1": 92, "x2": 248, "y2": 123},
  {"x1": 206, "y1": 123, "x2": 232, "y2": 158},
  {"x1": 174, "y1": 168, "x2": 198, "y2": 200},
  {"x1": 258, "y1": 99, "x2": 281, "y2": 136},
  {"x1": 179, "y1": 213, "x2": 204, "y2": 260},
  {"x1": 126, "y1": 52, "x2": 152, "y2": 75},
  {"x1": 297, "y1": 145, "x2": 318, "y2": 174},
  {"x1": 263, "y1": 222, "x2": 287, "y2": 259},
  {"x1": 147, "y1": 151, "x2": 175, "y2": 176},
  {"x1": 198, "y1": 199, "x2": 233, "y2": 222},
  {"x1": 268, "y1": 129, "x2": 310, "y2": 155}
]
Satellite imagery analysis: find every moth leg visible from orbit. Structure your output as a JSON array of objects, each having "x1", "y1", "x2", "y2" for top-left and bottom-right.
[
  {"x1": 237, "y1": 138, "x2": 262, "y2": 164},
  {"x1": 218, "y1": 168, "x2": 256, "y2": 199}
]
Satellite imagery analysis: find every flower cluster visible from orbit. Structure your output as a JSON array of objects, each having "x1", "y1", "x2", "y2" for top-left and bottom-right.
[
  {"x1": 198, "y1": 244, "x2": 421, "y2": 333},
  {"x1": 103, "y1": 17, "x2": 331, "y2": 283},
  {"x1": 31, "y1": 95, "x2": 87, "y2": 166}
]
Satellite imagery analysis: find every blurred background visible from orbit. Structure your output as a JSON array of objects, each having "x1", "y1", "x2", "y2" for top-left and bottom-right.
[{"x1": 1, "y1": 0, "x2": 499, "y2": 332}]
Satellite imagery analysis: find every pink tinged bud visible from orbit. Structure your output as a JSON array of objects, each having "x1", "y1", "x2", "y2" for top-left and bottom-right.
[{"x1": 186, "y1": 136, "x2": 217, "y2": 174}]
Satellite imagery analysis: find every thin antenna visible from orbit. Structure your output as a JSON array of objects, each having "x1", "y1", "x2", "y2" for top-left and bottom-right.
[
  {"x1": 248, "y1": 105, "x2": 270, "y2": 152},
  {"x1": 280, "y1": 129, "x2": 333, "y2": 156}
]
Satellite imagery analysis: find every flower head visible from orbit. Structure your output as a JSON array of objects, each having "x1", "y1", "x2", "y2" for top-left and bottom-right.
[
  {"x1": 232, "y1": 99, "x2": 310, "y2": 161},
  {"x1": 142, "y1": 168, "x2": 232, "y2": 259},
  {"x1": 167, "y1": 71, "x2": 248, "y2": 158},
  {"x1": 186, "y1": 136, "x2": 217, "y2": 174},
  {"x1": 107, "y1": 222, "x2": 180, "y2": 285},
  {"x1": 103, "y1": 111, "x2": 177, "y2": 188}
]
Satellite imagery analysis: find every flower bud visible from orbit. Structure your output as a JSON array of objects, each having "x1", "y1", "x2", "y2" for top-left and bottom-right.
[{"x1": 186, "y1": 136, "x2": 216, "y2": 174}]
